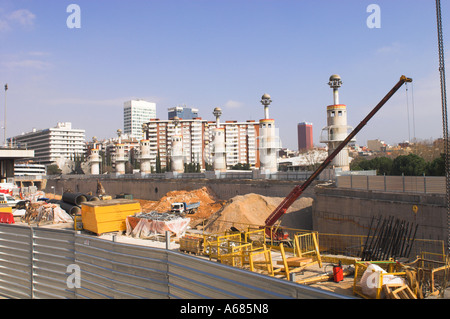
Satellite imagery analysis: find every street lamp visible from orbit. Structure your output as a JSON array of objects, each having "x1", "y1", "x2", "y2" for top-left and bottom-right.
[{"x1": 4, "y1": 84, "x2": 7, "y2": 147}]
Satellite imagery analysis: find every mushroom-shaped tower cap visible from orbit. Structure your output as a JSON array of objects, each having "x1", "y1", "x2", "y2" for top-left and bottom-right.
[
  {"x1": 329, "y1": 74, "x2": 341, "y2": 81},
  {"x1": 261, "y1": 93, "x2": 271, "y2": 100}
]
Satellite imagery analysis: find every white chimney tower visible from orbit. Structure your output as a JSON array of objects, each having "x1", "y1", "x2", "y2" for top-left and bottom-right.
[{"x1": 320, "y1": 74, "x2": 355, "y2": 171}]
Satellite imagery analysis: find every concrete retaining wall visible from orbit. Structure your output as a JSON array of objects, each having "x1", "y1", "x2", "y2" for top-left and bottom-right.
[
  {"x1": 44, "y1": 177, "x2": 318, "y2": 201},
  {"x1": 312, "y1": 186, "x2": 447, "y2": 244}
]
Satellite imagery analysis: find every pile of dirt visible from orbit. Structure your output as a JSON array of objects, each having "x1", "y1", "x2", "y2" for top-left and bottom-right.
[
  {"x1": 203, "y1": 193, "x2": 313, "y2": 234},
  {"x1": 135, "y1": 189, "x2": 313, "y2": 232},
  {"x1": 137, "y1": 187, "x2": 225, "y2": 223}
]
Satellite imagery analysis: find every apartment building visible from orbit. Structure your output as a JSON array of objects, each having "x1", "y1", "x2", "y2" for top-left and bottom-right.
[
  {"x1": 11, "y1": 122, "x2": 86, "y2": 165},
  {"x1": 124, "y1": 100, "x2": 157, "y2": 139},
  {"x1": 144, "y1": 118, "x2": 260, "y2": 171}
]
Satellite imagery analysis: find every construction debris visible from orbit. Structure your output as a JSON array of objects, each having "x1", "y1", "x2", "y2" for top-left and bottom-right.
[
  {"x1": 126, "y1": 211, "x2": 190, "y2": 239},
  {"x1": 20, "y1": 202, "x2": 73, "y2": 226}
]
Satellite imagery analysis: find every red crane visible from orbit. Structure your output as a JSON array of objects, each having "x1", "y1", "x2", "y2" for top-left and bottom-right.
[{"x1": 264, "y1": 75, "x2": 413, "y2": 240}]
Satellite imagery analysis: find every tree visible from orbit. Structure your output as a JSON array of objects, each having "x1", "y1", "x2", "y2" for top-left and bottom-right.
[
  {"x1": 426, "y1": 153, "x2": 445, "y2": 176},
  {"x1": 392, "y1": 154, "x2": 427, "y2": 176},
  {"x1": 351, "y1": 156, "x2": 393, "y2": 175},
  {"x1": 369, "y1": 157, "x2": 393, "y2": 175},
  {"x1": 47, "y1": 164, "x2": 62, "y2": 175},
  {"x1": 155, "y1": 150, "x2": 162, "y2": 173}
]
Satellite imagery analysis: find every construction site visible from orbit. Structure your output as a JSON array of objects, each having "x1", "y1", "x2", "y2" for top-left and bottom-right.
[
  {"x1": 0, "y1": 2, "x2": 448, "y2": 301},
  {"x1": 1, "y1": 70, "x2": 449, "y2": 299},
  {"x1": 0, "y1": 70, "x2": 449, "y2": 299},
  {"x1": 0, "y1": 174, "x2": 446, "y2": 300}
]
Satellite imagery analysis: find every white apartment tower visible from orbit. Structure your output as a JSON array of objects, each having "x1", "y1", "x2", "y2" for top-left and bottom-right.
[
  {"x1": 124, "y1": 100, "x2": 156, "y2": 139},
  {"x1": 11, "y1": 122, "x2": 85, "y2": 165}
]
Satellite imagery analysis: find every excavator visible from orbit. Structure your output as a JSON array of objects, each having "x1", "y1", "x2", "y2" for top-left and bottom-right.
[{"x1": 263, "y1": 75, "x2": 413, "y2": 244}]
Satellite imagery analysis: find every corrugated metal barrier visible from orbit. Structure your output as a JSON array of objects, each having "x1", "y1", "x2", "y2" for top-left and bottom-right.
[{"x1": 0, "y1": 224, "x2": 347, "y2": 299}]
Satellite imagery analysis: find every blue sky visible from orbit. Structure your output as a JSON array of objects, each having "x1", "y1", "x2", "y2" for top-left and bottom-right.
[{"x1": 0, "y1": 0, "x2": 449, "y2": 150}]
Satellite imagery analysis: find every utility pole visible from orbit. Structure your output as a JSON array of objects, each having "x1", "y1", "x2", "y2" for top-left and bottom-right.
[
  {"x1": 435, "y1": 0, "x2": 449, "y2": 252},
  {"x1": 3, "y1": 84, "x2": 7, "y2": 147}
]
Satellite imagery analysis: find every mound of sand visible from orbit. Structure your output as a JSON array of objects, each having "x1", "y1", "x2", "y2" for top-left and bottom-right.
[
  {"x1": 204, "y1": 193, "x2": 313, "y2": 234},
  {"x1": 138, "y1": 187, "x2": 225, "y2": 222}
]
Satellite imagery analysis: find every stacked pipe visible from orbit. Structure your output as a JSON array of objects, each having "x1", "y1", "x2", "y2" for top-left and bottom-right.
[
  {"x1": 49, "y1": 192, "x2": 99, "y2": 216},
  {"x1": 361, "y1": 215, "x2": 418, "y2": 262}
]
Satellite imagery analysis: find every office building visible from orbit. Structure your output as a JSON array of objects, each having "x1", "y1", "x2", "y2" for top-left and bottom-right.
[
  {"x1": 168, "y1": 106, "x2": 199, "y2": 120},
  {"x1": 297, "y1": 122, "x2": 314, "y2": 151},
  {"x1": 11, "y1": 122, "x2": 85, "y2": 165},
  {"x1": 124, "y1": 100, "x2": 157, "y2": 139}
]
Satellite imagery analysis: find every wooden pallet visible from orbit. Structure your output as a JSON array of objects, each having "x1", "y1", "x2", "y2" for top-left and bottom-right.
[{"x1": 383, "y1": 283, "x2": 417, "y2": 299}]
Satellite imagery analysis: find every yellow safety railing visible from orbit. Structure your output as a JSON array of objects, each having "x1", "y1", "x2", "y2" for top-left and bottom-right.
[{"x1": 203, "y1": 233, "x2": 242, "y2": 260}]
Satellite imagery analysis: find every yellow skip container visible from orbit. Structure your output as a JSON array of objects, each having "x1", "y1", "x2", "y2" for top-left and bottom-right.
[{"x1": 80, "y1": 199, "x2": 141, "y2": 235}]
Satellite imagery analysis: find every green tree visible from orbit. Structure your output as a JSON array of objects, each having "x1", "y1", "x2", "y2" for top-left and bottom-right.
[
  {"x1": 392, "y1": 154, "x2": 427, "y2": 176},
  {"x1": 426, "y1": 153, "x2": 445, "y2": 176},
  {"x1": 351, "y1": 156, "x2": 393, "y2": 174},
  {"x1": 47, "y1": 164, "x2": 62, "y2": 175},
  {"x1": 369, "y1": 157, "x2": 393, "y2": 175}
]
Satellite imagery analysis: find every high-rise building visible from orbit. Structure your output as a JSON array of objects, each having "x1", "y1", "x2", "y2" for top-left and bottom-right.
[
  {"x1": 168, "y1": 106, "x2": 199, "y2": 120},
  {"x1": 124, "y1": 100, "x2": 157, "y2": 139},
  {"x1": 297, "y1": 122, "x2": 313, "y2": 151},
  {"x1": 11, "y1": 122, "x2": 86, "y2": 165},
  {"x1": 143, "y1": 118, "x2": 260, "y2": 171}
]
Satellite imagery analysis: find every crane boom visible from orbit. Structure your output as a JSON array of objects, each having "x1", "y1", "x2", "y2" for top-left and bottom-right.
[{"x1": 265, "y1": 75, "x2": 412, "y2": 230}]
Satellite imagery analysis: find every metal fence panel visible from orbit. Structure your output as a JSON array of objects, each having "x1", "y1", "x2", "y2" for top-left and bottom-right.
[
  {"x1": 74, "y1": 235, "x2": 169, "y2": 299},
  {"x1": 0, "y1": 225, "x2": 347, "y2": 299},
  {"x1": 0, "y1": 224, "x2": 32, "y2": 299},
  {"x1": 31, "y1": 228, "x2": 76, "y2": 299},
  {"x1": 337, "y1": 175, "x2": 446, "y2": 194},
  {"x1": 167, "y1": 252, "x2": 342, "y2": 299}
]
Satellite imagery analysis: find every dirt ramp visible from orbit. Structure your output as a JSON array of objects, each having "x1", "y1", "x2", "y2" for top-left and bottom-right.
[{"x1": 204, "y1": 193, "x2": 313, "y2": 234}]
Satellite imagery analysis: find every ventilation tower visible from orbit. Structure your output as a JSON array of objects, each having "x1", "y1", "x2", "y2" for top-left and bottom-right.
[
  {"x1": 320, "y1": 74, "x2": 354, "y2": 171},
  {"x1": 171, "y1": 116, "x2": 184, "y2": 173},
  {"x1": 259, "y1": 93, "x2": 278, "y2": 174}
]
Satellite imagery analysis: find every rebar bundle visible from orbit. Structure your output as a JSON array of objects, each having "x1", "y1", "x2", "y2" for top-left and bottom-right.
[{"x1": 361, "y1": 215, "x2": 418, "y2": 261}]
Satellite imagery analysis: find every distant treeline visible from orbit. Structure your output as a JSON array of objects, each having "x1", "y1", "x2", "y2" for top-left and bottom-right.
[{"x1": 351, "y1": 153, "x2": 445, "y2": 176}]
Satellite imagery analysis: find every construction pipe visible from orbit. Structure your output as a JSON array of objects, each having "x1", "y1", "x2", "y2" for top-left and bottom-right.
[
  {"x1": 62, "y1": 192, "x2": 87, "y2": 206},
  {"x1": 58, "y1": 201, "x2": 81, "y2": 216},
  {"x1": 86, "y1": 195, "x2": 100, "y2": 201}
]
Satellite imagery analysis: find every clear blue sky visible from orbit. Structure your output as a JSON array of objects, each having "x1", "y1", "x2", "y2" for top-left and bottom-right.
[{"x1": 0, "y1": 0, "x2": 449, "y2": 150}]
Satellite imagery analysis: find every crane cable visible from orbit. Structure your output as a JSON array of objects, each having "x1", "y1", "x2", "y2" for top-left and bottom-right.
[
  {"x1": 405, "y1": 82, "x2": 417, "y2": 142},
  {"x1": 435, "y1": 0, "x2": 450, "y2": 252}
]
